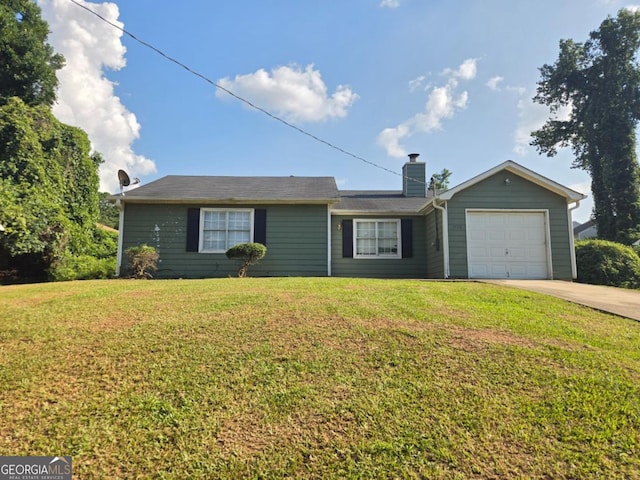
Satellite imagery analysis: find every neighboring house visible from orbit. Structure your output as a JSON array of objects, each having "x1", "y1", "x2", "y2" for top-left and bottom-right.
[
  {"x1": 113, "y1": 157, "x2": 586, "y2": 280},
  {"x1": 573, "y1": 219, "x2": 598, "y2": 240}
]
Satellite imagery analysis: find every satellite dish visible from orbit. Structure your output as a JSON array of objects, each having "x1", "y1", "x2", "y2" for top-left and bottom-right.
[
  {"x1": 118, "y1": 169, "x2": 131, "y2": 188},
  {"x1": 117, "y1": 169, "x2": 140, "y2": 196}
]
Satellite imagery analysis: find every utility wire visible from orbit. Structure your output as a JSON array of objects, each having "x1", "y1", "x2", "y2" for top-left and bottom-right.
[{"x1": 67, "y1": 0, "x2": 429, "y2": 185}]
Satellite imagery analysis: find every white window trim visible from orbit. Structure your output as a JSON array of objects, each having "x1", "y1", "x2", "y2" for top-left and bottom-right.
[
  {"x1": 199, "y1": 208, "x2": 254, "y2": 253},
  {"x1": 353, "y1": 218, "x2": 402, "y2": 259}
]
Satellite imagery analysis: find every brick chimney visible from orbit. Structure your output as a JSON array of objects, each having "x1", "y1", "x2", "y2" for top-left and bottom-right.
[{"x1": 402, "y1": 153, "x2": 426, "y2": 197}]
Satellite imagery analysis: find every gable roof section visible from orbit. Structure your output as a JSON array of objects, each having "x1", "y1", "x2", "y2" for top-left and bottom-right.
[
  {"x1": 116, "y1": 175, "x2": 340, "y2": 204},
  {"x1": 432, "y1": 160, "x2": 587, "y2": 203},
  {"x1": 332, "y1": 190, "x2": 432, "y2": 214},
  {"x1": 573, "y1": 218, "x2": 597, "y2": 235}
]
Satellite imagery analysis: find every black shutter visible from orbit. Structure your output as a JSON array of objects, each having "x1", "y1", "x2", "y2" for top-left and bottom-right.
[
  {"x1": 342, "y1": 219, "x2": 353, "y2": 257},
  {"x1": 254, "y1": 209, "x2": 267, "y2": 245},
  {"x1": 401, "y1": 219, "x2": 413, "y2": 258},
  {"x1": 186, "y1": 208, "x2": 200, "y2": 252}
]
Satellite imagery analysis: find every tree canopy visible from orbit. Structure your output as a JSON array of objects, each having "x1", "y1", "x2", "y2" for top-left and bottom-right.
[
  {"x1": 0, "y1": 1, "x2": 116, "y2": 281},
  {"x1": 531, "y1": 9, "x2": 640, "y2": 244},
  {"x1": 0, "y1": 98, "x2": 101, "y2": 278},
  {"x1": 431, "y1": 168, "x2": 452, "y2": 191},
  {"x1": 0, "y1": 0, "x2": 64, "y2": 107}
]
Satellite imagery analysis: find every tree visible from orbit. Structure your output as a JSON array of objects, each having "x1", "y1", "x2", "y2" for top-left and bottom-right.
[
  {"x1": 430, "y1": 168, "x2": 452, "y2": 191},
  {"x1": 0, "y1": 0, "x2": 64, "y2": 107},
  {"x1": 0, "y1": 98, "x2": 101, "y2": 279},
  {"x1": 98, "y1": 192, "x2": 121, "y2": 229},
  {"x1": 226, "y1": 242, "x2": 267, "y2": 277},
  {"x1": 0, "y1": 4, "x2": 112, "y2": 282},
  {"x1": 531, "y1": 9, "x2": 640, "y2": 245}
]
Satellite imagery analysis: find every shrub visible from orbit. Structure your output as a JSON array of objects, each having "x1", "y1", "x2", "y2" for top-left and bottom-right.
[
  {"x1": 125, "y1": 245, "x2": 159, "y2": 279},
  {"x1": 88, "y1": 227, "x2": 119, "y2": 259},
  {"x1": 49, "y1": 254, "x2": 116, "y2": 281},
  {"x1": 575, "y1": 239, "x2": 640, "y2": 289},
  {"x1": 225, "y1": 242, "x2": 266, "y2": 277},
  {"x1": 47, "y1": 226, "x2": 119, "y2": 281}
]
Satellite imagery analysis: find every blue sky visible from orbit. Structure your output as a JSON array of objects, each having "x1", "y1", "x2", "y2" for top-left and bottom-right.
[{"x1": 37, "y1": 0, "x2": 640, "y2": 222}]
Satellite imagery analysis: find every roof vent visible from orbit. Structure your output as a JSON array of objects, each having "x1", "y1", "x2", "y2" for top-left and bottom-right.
[{"x1": 408, "y1": 153, "x2": 420, "y2": 163}]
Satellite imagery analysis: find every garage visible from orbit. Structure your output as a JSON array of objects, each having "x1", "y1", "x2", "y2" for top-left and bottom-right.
[{"x1": 466, "y1": 210, "x2": 551, "y2": 279}]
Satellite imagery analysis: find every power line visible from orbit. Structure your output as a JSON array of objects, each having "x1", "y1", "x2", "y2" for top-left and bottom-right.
[{"x1": 66, "y1": 0, "x2": 426, "y2": 184}]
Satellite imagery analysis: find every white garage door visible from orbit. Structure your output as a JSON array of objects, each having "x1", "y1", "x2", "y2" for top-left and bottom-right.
[{"x1": 466, "y1": 211, "x2": 550, "y2": 279}]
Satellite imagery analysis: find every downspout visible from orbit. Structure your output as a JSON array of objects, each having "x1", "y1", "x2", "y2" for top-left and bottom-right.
[
  {"x1": 115, "y1": 199, "x2": 124, "y2": 277},
  {"x1": 432, "y1": 199, "x2": 449, "y2": 278},
  {"x1": 567, "y1": 200, "x2": 581, "y2": 280},
  {"x1": 327, "y1": 204, "x2": 332, "y2": 277},
  {"x1": 429, "y1": 176, "x2": 450, "y2": 278}
]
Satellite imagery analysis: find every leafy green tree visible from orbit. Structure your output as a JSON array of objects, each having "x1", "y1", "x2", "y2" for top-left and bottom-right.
[
  {"x1": 0, "y1": 98, "x2": 100, "y2": 279},
  {"x1": 99, "y1": 191, "x2": 121, "y2": 229},
  {"x1": 0, "y1": 4, "x2": 110, "y2": 282},
  {"x1": 0, "y1": 0, "x2": 64, "y2": 107},
  {"x1": 431, "y1": 168, "x2": 452, "y2": 191},
  {"x1": 531, "y1": 9, "x2": 640, "y2": 245}
]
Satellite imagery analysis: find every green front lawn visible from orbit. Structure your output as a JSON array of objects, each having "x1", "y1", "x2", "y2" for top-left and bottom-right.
[{"x1": 1, "y1": 278, "x2": 638, "y2": 478}]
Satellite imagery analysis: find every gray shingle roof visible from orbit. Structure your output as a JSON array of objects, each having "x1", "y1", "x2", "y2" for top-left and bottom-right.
[
  {"x1": 333, "y1": 190, "x2": 433, "y2": 213},
  {"x1": 119, "y1": 175, "x2": 340, "y2": 203},
  {"x1": 116, "y1": 175, "x2": 434, "y2": 212}
]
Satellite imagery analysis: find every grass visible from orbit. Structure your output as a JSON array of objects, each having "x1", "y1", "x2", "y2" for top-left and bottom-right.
[{"x1": 0, "y1": 277, "x2": 639, "y2": 479}]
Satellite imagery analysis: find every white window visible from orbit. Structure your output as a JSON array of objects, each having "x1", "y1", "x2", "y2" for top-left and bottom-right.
[
  {"x1": 354, "y1": 219, "x2": 401, "y2": 258},
  {"x1": 200, "y1": 209, "x2": 253, "y2": 252}
]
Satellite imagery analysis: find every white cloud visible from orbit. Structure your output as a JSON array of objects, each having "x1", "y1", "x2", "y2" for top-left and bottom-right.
[
  {"x1": 378, "y1": 59, "x2": 474, "y2": 158},
  {"x1": 486, "y1": 76, "x2": 504, "y2": 91},
  {"x1": 380, "y1": 0, "x2": 400, "y2": 7},
  {"x1": 624, "y1": 4, "x2": 640, "y2": 12},
  {"x1": 443, "y1": 58, "x2": 478, "y2": 80},
  {"x1": 216, "y1": 64, "x2": 358, "y2": 123},
  {"x1": 513, "y1": 95, "x2": 572, "y2": 156},
  {"x1": 506, "y1": 85, "x2": 527, "y2": 95},
  {"x1": 408, "y1": 75, "x2": 427, "y2": 92},
  {"x1": 413, "y1": 84, "x2": 468, "y2": 133},
  {"x1": 378, "y1": 124, "x2": 411, "y2": 158},
  {"x1": 37, "y1": 0, "x2": 156, "y2": 193},
  {"x1": 513, "y1": 98, "x2": 548, "y2": 156}
]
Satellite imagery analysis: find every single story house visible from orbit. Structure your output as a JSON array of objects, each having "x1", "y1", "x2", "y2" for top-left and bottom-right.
[
  {"x1": 573, "y1": 219, "x2": 598, "y2": 240},
  {"x1": 113, "y1": 156, "x2": 586, "y2": 280}
]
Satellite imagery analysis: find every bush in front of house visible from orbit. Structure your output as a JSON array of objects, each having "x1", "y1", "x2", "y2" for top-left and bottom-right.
[
  {"x1": 125, "y1": 244, "x2": 159, "y2": 279},
  {"x1": 575, "y1": 239, "x2": 640, "y2": 289},
  {"x1": 50, "y1": 254, "x2": 116, "y2": 281},
  {"x1": 48, "y1": 227, "x2": 119, "y2": 281},
  {"x1": 226, "y1": 242, "x2": 267, "y2": 277}
]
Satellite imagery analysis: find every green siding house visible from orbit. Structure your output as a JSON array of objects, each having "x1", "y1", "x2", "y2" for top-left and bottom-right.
[{"x1": 113, "y1": 157, "x2": 586, "y2": 280}]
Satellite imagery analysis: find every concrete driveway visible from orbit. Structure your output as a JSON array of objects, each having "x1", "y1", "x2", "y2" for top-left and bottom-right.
[{"x1": 483, "y1": 280, "x2": 640, "y2": 322}]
